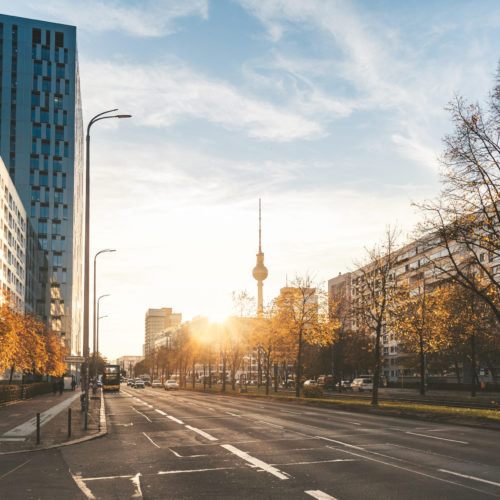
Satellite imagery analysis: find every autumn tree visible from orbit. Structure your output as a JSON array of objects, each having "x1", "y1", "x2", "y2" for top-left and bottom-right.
[
  {"x1": 354, "y1": 228, "x2": 400, "y2": 405},
  {"x1": 418, "y1": 63, "x2": 500, "y2": 323},
  {"x1": 274, "y1": 276, "x2": 337, "y2": 397}
]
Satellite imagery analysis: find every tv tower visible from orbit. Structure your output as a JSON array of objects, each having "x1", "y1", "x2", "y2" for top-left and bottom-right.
[{"x1": 252, "y1": 199, "x2": 268, "y2": 316}]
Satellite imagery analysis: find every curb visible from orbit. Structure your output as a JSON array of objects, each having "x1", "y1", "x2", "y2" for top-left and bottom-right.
[{"x1": 0, "y1": 390, "x2": 108, "y2": 456}]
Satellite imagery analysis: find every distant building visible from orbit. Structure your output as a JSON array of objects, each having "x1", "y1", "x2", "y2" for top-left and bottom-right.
[
  {"x1": 0, "y1": 155, "x2": 26, "y2": 310},
  {"x1": 116, "y1": 355, "x2": 143, "y2": 376},
  {"x1": 144, "y1": 307, "x2": 182, "y2": 358},
  {"x1": 0, "y1": 14, "x2": 84, "y2": 356}
]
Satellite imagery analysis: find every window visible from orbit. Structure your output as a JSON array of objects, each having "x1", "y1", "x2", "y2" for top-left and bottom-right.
[
  {"x1": 53, "y1": 173, "x2": 58, "y2": 187},
  {"x1": 62, "y1": 206, "x2": 68, "y2": 219},
  {"x1": 38, "y1": 221, "x2": 47, "y2": 234},
  {"x1": 34, "y1": 61, "x2": 42, "y2": 75},
  {"x1": 31, "y1": 108, "x2": 36, "y2": 121},
  {"x1": 32, "y1": 139, "x2": 37, "y2": 154},
  {"x1": 54, "y1": 95, "x2": 63, "y2": 109},
  {"x1": 38, "y1": 237, "x2": 47, "y2": 250},
  {"x1": 61, "y1": 237, "x2": 66, "y2": 251},
  {"x1": 62, "y1": 174, "x2": 66, "y2": 188},
  {"x1": 53, "y1": 160, "x2": 62, "y2": 172},
  {"x1": 53, "y1": 254, "x2": 62, "y2": 267},
  {"x1": 64, "y1": 143, "x2": 69, "y2": 157},
  {"x1": 51, "y1": 237, "x2": 57, "y2": 251},
  {"x1": 47, "y1": 62, "x2": 51, "y2": 77},
  {"x1": 62, "y1": 269, "x2": 67, "y2": 283},
  {"x1": 30, "y1": 204, "x2": 36, "y2": 217},
  {"x1": 55, "y1": 79, "x2": 61, "y2": 94},
  {"x1": 29, "y1": 172, "x2": 35, "y2": 185},
  {"x1": 45, "y1": 124, "x2": 51, "y2": 139},
  {"x1": 42, "y1": 78, "x2": 51, "y2": 92},
  {"x1": 31, "y1": 92, "x2": 40, "y2": 106},
  {"x1": 41, "y1": 47, "x2": 50, "y2": 61},
  {"x1": 30, "y1": 156, "x2": 40, "y2": 170},
  {"x1": 31, "y1": 189, "x2": 40, "y2": 201},
  {"x1": 32, "y1": 124, "x2": 41, "y2": 138},
  {"x1": 64, "y1": 79, "x2": 69, "y2": 95},
  {"x1": 55, "y1": 126, "x2": 64, "y2": 140},
  {"x1": 53, "y1": 205, "x2": 59, "y2": 218},
  {"x1": 56, "y1": 64, "x2": 65, "y2": 79},
  {"x1": 52, "y1": 222, "x2": 61, "y2": 235},
  {"x1": 39, "y1": 172, "x2": 48, "y2": 186},
  {"x1": 40, "y1": 205, "x2": 49, "y2": 218},
  {"x1": 55, "y1": 142, "x2": 60, "y2": 156},
  {"x1": 40, "y1": 111, "x2": 49, "y2": 123},
  {"x1": 54, "y1": 190, "x2": 63, "y2": 203},
  {"x1": 45, "y1": 30, "x2": 50, "y2": 46},
  {"x1": 33, "y1": 76, "x2": 39, "y2": 90},
  {"x1": 32, "y1": 28, "x2": 41, "y2": 44},
  {"x1": 63, "y1": 111, "x2": 67, "y2": 125},
  {"x1": 55, "y1": 32, "x2": 63, "y2": 48},
  {"x1": 480, "y1": 253, "x2": 485, "y2": 262},
  {"x1": 41, "y1": 141, "x2": 50, "y2": 155}
]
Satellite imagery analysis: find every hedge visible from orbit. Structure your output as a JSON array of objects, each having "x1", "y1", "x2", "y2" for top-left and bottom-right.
[{"x1": 0, "y1": 382, "x2": 52, "y2": 404}]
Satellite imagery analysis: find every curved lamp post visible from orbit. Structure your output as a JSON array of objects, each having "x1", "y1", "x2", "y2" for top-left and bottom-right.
[
  {"x1": 83, "y1": 110, "x2": 131, "y2": 427},
  {"x1": 96, "y1": 295, "x2": 110, "y2": 362},
  {"x1": 93, "y1": 249, "x2": 115, "y2": 379}
]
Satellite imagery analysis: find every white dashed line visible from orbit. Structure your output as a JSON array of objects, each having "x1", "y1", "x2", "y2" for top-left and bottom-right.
[
  {"x1": 131, "y1": 406, "x2": 152, "y2": 423},
  {"x1": 438, "y1": 469, "x2": 500, "y2": 487},
  {"x1": 185, "y1": 425, "x2": 218, "y2": 441},
  {"x1": 257, "y1": 420, "x2": 284, "y2": 429},
  {"x1": 221, "y1": 444, "x2": 290, "y2": 480},
  {"x1": 405, "y1": 432, "x2": 468, "y2": 444},
  {"x1": 168, "y1": 415, "x2": 184, "y2": 424},
  {"x1": 305, "y1": 490, "x2": 337, "y2": 500},
  {"x1": 155, "y1": 409, "x2": 167, "y2": 416},
  {"x1": 143, "y1": 432, "x2": 160, "y2": 448}
]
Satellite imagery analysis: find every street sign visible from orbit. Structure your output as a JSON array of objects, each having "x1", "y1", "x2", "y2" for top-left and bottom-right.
[{"x1": 64, "y1": 356, "x2": 85, "y2": 364}]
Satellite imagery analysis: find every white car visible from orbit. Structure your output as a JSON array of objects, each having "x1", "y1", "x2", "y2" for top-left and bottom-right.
[
  {"x1": 351, "y1": 377, "x2": 373, "y2": 392},
  {"x1": 164, "y1": 380, "x2": 179, "y2": 390},
  {"x1": 151, "y1": 380, "x2": 162, "y2": 388}
]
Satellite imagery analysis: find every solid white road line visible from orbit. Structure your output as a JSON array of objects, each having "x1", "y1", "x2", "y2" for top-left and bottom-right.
[
  {"x1": 305, "y1": 490, "x2": 338, "y2": 500},
  {"x1": 70, "y1": 472, "x2": 96, "y2": 499},
  {"x1": 0, "y1": 459, "x2": 31, "y2": 480},
  {"x1": 155, "y1": 409, "x2": 167, "y2": 416},
  {"x1": 168, "y1": 415, "x2": 184, "y2": 424},
  {"x1": 185, "y1": 425, "x2": 218, "y2": 441},
  {"x1": 438, "y1": 469, "x2": 500, "y2": 488},
  {"x1": 168, "y1": 448, "x2": 207, "y2": 458},
  {"x1": 158, "y1": 467, "x2": 233, "y2": 475},
  {"x1": 405, "y1": 432, "x2": 468, "y2": 444},
  {"x1": 143, "y1": 432, "x2": 160, "y2": 448},
  {"x1": 221, "y1": 444, "x2": 290, "y2": 480},
  {"x1": 2, "y1": 393, "x2": 81, "y2": 437},
  {"x1": 276, "y1": 459, "x2": 354, "y2": 466},
  {"x1": 131, "y1": 406, "x2": 152, "y2": 423}
]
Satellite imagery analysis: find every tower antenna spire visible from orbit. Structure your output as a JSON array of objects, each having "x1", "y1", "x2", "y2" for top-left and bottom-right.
[{"x1": 259, "y1": 198, "x2": 262, "y2": 253}]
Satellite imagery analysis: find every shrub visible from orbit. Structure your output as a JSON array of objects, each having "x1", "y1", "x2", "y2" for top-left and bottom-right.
[{"x1": 303, "y1": 385, "x2": 323, "y2": 398}]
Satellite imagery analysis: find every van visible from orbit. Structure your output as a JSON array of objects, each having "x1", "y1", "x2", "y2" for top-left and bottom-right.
[{"x1": 351, "y1": 377, "x2": 373, "y2": 392}]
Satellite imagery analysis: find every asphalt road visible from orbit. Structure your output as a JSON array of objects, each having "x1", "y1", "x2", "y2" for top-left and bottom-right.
[{"x1": 1, "y1": 386, "x2": 500, "y2": 499}]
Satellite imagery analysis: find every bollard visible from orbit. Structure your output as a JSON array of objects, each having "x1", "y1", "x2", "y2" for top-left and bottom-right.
[
  {"x1": 68, "y1": 408, "x2": 72, "y2": 438},
  {"x1": 36, "y1": 413, "x2": 40, "y2": 444}
]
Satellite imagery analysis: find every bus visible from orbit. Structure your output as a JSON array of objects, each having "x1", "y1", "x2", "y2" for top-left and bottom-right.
[{"x1": 102, "y1": 364, "x2": 121, "y2": 392}]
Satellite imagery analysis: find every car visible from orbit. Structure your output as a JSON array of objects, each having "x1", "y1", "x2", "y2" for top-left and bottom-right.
[
  {"x1": 351, "y1": 377, "x2": 373, "y2": 392},
  {"x1": 151, "y1": 380, "x2": 162, "y2": 388},
  {"x1": 164, "y1": 380, "x2": 179, "y2": 390},
  {"x1": 127, "y1": 379, "x2": 134, "y2": 386},
  {"x1": 134, "y1": 379, "x2": 145, "y2": 389},
  {"x1": 303, "y1": 379, "x2": 317, "y2": 387},
  {"x1": 341, "y1": 380, "x2": 353, "y2": 391}
]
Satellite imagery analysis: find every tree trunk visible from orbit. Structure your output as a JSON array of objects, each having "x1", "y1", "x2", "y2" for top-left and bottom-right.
[
  {"x1": 8, "y1": 366, "x2": 14, "y2": 384},
  {"x1": 470, "y1": 334, "x2": 477, "y2": 397},
  {"x1": 419, "y1": 335, "x2": 426, "y2": 396},
  {"x1": 296, "y1": 330, "x2": 303, "y2": 398},
  {"x1": 222, "y1": 359, "x2": 226, "y2": 392},
  {"x1": 371, "y1": 326, "x2": 382, "y2": 406},
  {"x1": 273, "y1": 364, "x2": 278, "y2": 393}
]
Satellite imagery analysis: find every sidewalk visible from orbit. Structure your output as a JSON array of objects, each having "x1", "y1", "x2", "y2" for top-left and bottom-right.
[{"x1": 0, "y1": 388, "x2": 103, "y2": 454}]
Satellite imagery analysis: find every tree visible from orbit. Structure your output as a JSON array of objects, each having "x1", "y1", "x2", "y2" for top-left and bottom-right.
[
  {"x1": 418, "y1": 63, "x2": 500, "y2": 323},
  {"x1": 390, "y1": 281, "x2": 449, "y2": 395},
  {"x1": 354, "y1": 228, "x2": 400, "y2": 405},
  {"x1": 274, "y1": 276, "x2": 337, "y2": 397}
]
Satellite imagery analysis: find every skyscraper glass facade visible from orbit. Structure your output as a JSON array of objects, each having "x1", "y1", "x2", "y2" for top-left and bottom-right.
[{"x1": 0, "y1": 14, "x2": 83, "y2": 355}]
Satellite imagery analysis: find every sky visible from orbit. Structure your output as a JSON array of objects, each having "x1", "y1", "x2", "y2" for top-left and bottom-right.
[{"x1": 2, "y1": 0, "x2": 500, "y2": 360}]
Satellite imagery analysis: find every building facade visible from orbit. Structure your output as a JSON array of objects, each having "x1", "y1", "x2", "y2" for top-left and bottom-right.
[
  {"x1": 116, "y1": 355, "x2": 143, "y2": 377},
  {"x1": 0, "y1": 15, "x2": 84, "y2": 355},
  {"x1": 144, "y1": 307, "x2": 182, "y2": 358}
]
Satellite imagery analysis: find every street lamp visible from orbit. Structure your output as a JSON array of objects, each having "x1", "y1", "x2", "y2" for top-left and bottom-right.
[
  {"x1": 83, "y1": 110, "x2": 131, "y2": 427},
  {"x1": 97, "y1": 314, "x2": 108, "y2": 358},
  {"x1": 96, "y1": 295, "x2": 110, "y2": 366},
  {"x1": 93, "y1": 249, "x2": 116, "y2": 379}
]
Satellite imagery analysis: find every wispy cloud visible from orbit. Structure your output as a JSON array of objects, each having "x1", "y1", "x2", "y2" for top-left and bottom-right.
[
  {"x1": 81, "y1": 58, "x2": 324, "y2": 141},
  {"x1": 29, "y1": 0, "x2": 208, "y2": 37}
]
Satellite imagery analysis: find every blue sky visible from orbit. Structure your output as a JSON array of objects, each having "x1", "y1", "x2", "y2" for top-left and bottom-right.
[{"x1": 2, "y1": 0, "x2": 500, "y2": 359}]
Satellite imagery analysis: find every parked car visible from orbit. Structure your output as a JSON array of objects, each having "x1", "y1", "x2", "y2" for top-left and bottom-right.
[
  {"x1": 151, "y1": 380, "x2": 162, "y2": 388},
  {"x1": 303, "y1": 379, "x2": 317, "y2": 387},
  {"x1": 164, "y1": 380, "x2": 179, "y2": 390},
  {"x1": 134, "y1": 379, "x2": 145, "y2": 389},
  {"x1": 341, "y1": 380, "x2": 353, "y2": 391},
  {"x1": 351, "y1": 377, "x2": 373, "y2": 392}
]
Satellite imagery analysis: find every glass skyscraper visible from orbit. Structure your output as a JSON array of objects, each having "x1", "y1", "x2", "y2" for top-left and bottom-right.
[{"x1": 0, "y1": 14, "x2": 83, "y2": 355}]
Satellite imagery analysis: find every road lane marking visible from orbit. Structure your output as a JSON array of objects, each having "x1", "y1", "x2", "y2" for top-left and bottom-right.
[
  {"x1": 305, "y1": 490, "x2": 338, "y2": 500},
  {"x1": 257, "y1": 420, "x2": 284, "y2": 429},
  {"x1": 349, "y1": 422, "x2": 361, "y2": 426},
  {"x1": 70, "y1": 472, "x2": 96, "y2": 499},
  {"x1": 130, "y1": 472, "x2": 143, "y2": 499},
  {"x1": 277, "y1": 459, "x2": 354, "y2": 466},
  {"x1": 221, "y1": 444, "x2": 290, "y2": 480},
  {"x1": 185, "y1": 425, "x2": 218, "y2": 441},
  {"x1": 405, "y1": 432, "x2": 468, "y2": 444},
  {"x1": 155, "y1": 409, "x2": 167, "y2": 416},
  {"x1": 168, "y1": 448, "x2": 207, "y2": 458},
  {"x1": 0, "y1": 437, "x2": 25, "y2": 442},
  {"x1": 2, "y1": 393, "x2": 80, "y2": 437},
  {"x1": 143, "y1": 432, "x2": 160, "y2": 448},
  {"x1": 168, "y1": 416, "x2": 184, "y2": 424},
  {"x1": 131, "y1": 406, "x2": 152, "y2": 423},
  {"x1": 82, "y1": 475, "x2": 134, "y2": 481},
  {"x1": 225, "y1": 412, "x2": 241, "y2": 417},
  {"x1": 439, "y1": 469, "x2": 500, "y2": 488},
  {"x1": 322, "y1": 445, "x2": 496, "y2": 497},
  {"x1": 158, "y1": 467, "x2": 233, "y2": 474},
  {"x1": 0, "y1": 459, "x2": 31, "y2": 480}
]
